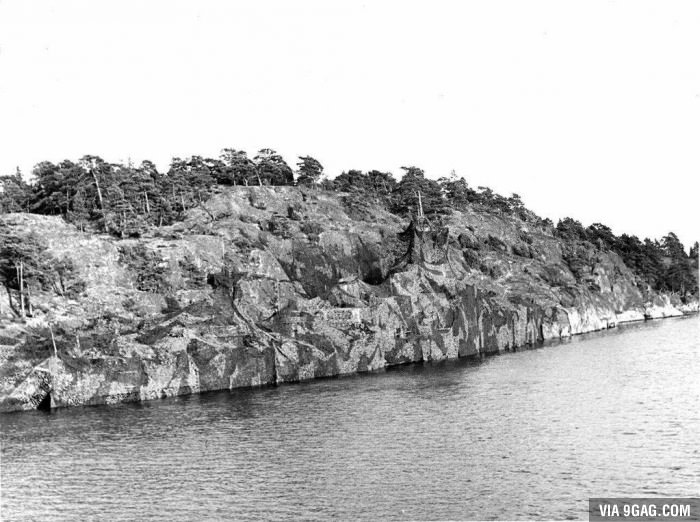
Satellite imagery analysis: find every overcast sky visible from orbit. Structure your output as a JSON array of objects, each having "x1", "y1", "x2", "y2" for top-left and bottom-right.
[{"x1": 0, "y1": 0, "x2": 698, "y2": 247}]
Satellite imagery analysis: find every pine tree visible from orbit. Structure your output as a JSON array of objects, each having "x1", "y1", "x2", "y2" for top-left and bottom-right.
[
  {"x1": 333, "y1": 170, "x2": 367, "y2": 192},
  {"x1": 690, "y1": 241, "x2": 699, "y2": 260},
  {"x1": 438, "y1": 171, "x2": 471, "y2": 208},
  {"x1": 296, "y1": 156, "x2": 324, "y2": 186},
  {"x1": 254, "y1": 149, "x2": 294, "y2": 185},
  {"x1": 367, "y1": 170, "x2": 396, "y2": 198},
  {"x1": 0, "y1": 168, "x2": 31, "y2": 213},
  {"x1": 31, "y1": 162, "x2": 67, "y2": 215},
  {"x1": 661, "y1": 233, "x2": 694, "y2": 294},
  {"x1": 0, "y1": 226, "x2": 52, "y2": 317},
  {"x1": 392, "y1": 166, "x2": 445, "y2": 218},
  {"x1": 219, "y1": 149, "x2": 257, "y2": 186}
]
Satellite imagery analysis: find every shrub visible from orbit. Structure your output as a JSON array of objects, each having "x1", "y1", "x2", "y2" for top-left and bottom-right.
[
  {"x1": 118, "y1": 244, "x2": 169, "y2": 293},
  {"x1": 300, "y1": 221, "x2": 323, "y2": 236}
]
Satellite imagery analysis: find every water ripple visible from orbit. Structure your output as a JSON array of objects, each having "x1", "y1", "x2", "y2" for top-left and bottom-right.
[{"x1": 1, "y1": 316, "x2": 699, "y2": 520}]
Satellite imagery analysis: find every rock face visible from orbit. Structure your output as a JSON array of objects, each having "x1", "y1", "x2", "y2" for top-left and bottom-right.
[{"x1": 0, "y1": 187, "x2": 697, "y2": 412}]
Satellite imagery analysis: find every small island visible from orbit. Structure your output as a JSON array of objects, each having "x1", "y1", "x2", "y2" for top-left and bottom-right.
[{"x1": 1, "y1": 151, "x2": 698, "y2": 412}]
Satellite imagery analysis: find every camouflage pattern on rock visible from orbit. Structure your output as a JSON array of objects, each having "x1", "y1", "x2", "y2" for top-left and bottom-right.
[{"x1": 0, "y1": 187, "x2": 696, "y2": 412}]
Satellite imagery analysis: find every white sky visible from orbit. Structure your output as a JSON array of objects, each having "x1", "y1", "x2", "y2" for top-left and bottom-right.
[{"x1": 0, "y1": 0, "x2": 698, "y2": 247}]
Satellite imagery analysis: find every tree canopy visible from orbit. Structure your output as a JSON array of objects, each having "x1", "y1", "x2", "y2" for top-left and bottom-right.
[
  {"x1": 254, "y1": 149, "x2": 294, "y2": 185},
  {"x1": 0, "y1": 147, "x2": 696, "y2": 298},
  {"x1": 296, "y1": 156, "x2": 324, "y2": 186}
]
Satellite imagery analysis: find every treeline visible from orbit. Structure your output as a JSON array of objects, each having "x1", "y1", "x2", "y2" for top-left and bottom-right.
[
  {"x1": 0, "y1": 150, "x2": 542, "y2": 234},
  {"x1": 556, "y1": 218, "x2": 698, "y2": 296},
  {"x1": 330, "y1": 167, "x2": 536, "y2": 223},
  {"x1": 0, "y1": 149, "x2": 307, "y2": 237},
  {"x1": 0, "y1": 148, "x2": 697, "y2": 297}
]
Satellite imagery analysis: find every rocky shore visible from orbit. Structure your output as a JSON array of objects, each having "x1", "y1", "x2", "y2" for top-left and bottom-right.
[{"x1": 1, "y1": 187, "x2": 697, "y2": 412}]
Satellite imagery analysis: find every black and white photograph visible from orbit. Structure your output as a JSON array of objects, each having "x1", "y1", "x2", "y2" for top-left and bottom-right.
[{"x1": 0, "y1": 1, "x2": 698, "y2": 520}]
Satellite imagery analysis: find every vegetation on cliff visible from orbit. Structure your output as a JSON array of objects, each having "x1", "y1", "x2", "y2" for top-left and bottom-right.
[
  {"x1": 0, "y1": 165, "x2": 697, "y2": 410},
  {"x1": 2, "y1": 149, "x2": 696, "y2": 307}
]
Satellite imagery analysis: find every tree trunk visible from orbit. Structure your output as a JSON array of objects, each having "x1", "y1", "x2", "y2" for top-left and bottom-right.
[
  {"x1": 50, "y1": 325, "x2": 58, "y2": 358},
  {"x1": 4, "y1": 284, "x2": 18, "y2": 316},
  {"x1": 17, "y1": 262, "x2": 25, "y2": 318},
  {"x1": 57, "y1": 271, "x2": 65, "y2": 296},
  {"x1": 416, "y1": 191, "x2": 425, "y2": 220},
  {"x1": 91, "y1": 169, "x2": 105, "y2": 217},
  {"x1": 144, "y1": 191, "x2": 150, "y2": 214}
]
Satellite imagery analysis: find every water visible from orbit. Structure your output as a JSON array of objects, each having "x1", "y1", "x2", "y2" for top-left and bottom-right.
[{"x1": 1, "y1": 316, "x2": 698, "y2": 521}]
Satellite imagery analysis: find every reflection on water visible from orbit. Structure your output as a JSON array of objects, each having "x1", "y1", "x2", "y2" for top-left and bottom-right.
[{"x1": 1, "y1": 316, "x2": 699, "y2": 521}]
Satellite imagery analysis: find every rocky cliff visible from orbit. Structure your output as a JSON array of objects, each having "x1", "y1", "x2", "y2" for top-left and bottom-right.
[{"x1": 0, "y1": 187, "x2": 696, "y2": 412}]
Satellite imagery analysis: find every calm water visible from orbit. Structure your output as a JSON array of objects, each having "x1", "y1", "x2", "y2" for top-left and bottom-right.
[{"x1": 1, "y1": 316, "x2": 699, "y2": 521}]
